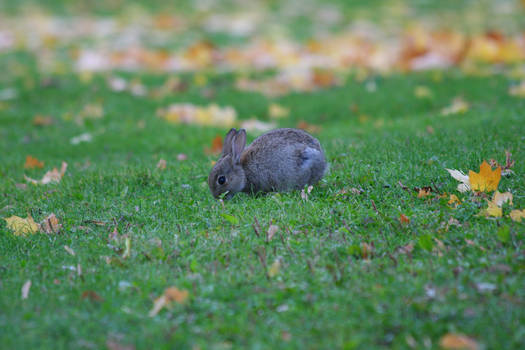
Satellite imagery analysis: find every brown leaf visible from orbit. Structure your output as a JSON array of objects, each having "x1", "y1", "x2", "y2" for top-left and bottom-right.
[
  {"x1": 39, "y1": 213, "x2": 61, "y2": 234},
  {"x1": 156, "y1": 159, "x2": 167, "y2": 170},
  {"x1": 81, "y1": 290, "x2": 104, "y2": 302},
  {"x1": 297, "y1": 120, "x2": 321, "y2": 134},
  {"x1": 149, "y1": 286, "x2": 189, "y2": 317},
  {"x1": 267, "y1": 225, "x2": 279, "y2": 241},
  {"x1": 398, "y1": 242, "x2": 414, "y2": 255},
  {"x1": 32, "y1": 115, "x2": 54, "y2": 126},
  {"x1": 399, "y1": 214, "x2": 410, "y2": 224},
  {"x1": 439, "y1": 333, "x2": 479, "y2": 350},
  {"x1": 24, "y1": 155, "x2": 44, "y2": 169},
  {"x1": 205, "y1": 135, "x2": 223, "y2": 155}
]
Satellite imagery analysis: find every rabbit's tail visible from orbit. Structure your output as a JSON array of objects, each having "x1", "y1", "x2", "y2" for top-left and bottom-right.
[{"x1": 301, "y1": 147, "x2": 327, "y2": 183}]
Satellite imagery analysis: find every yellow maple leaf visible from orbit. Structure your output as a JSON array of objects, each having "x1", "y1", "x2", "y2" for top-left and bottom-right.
[
  {"x1": 4, "y1": 215, "x2": 39, "y2": 236},
  {"x1": 448, "y1": 194, "x2": 461, "y2": 206},
  {"x1": 509, "y1": 209, "x2": 525, "y2": 222},
  {"x1": 24, "y1": 155, "x2": 44, "y2": 169},
  {"x1": 441, "y1": 97, "x2": 469, "y2": 116},
  {"x1": 469, "y1": 161, "x2": 501, "y2": 192}
]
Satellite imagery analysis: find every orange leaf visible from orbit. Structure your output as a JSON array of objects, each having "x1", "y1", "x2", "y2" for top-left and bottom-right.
[
  {"x1": 399, "y1": 214, "x2": 410, "y2": 224},
  {"x1": 439, "y1": 333, "x2": 479, "y2": 350},
  {"x1": 468, "y1": 161, "x2": 501, "y2": 192},
  {"x1": 24, "y1": 155, "x2": 44, "y2": 169}
]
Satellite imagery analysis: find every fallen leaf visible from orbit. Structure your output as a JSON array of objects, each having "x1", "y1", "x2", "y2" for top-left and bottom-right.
[
  {"x1": 441, "y1": 97, "x2": 469, "y2": 116},
  {"x1": 4, "y1": 215, "x2": 39, "y2": 236},
  {"x1": 439, "y1": 333, "x2": 479, "y2": 350},
  {"x1": 156, "y1": 159, "x2": 167, "y2": 170},
  {"x1": 398, "y1": 242, "x2": 414, "y2": 255},
  {"x1": 241, "y1": 118, "x2": 276, "y2": 133},
  {"x1": 21, "y1": 280, "x2": 31, "y2": 300},
  {"x1": 268, "y1": 103, "x2": 290, "y2": 119},
  {"x1": 24, "y1": 155, "x2": 44, "y2": 169},
  {"x1": 39, "y1": 213, "x2": 61, "y2": 234},
  {"x1": 25, "y1": 162, "x2": 67, "y2": 185},
  {"x1": 509, "y1": 209, "x2": 525, "y2": 222},
  {"x1": 267, "y1": 225, "x2": 279, "y2": 241},
  {"x1": 469, "y1": 161, "x2": 501, "y2": 192},
  {"x1": 70, "y1": 133, "x2": 92, "y2": 145},
  {"x1": 446, "y1": 168, "x2": 470, "y2": 192},
  {"x1": 297, "y1": 120, "x2": 321, "y2": 134},
  {"x1": 268, "y1": 259, "x2": 281, "y2": 277},
  {"x1": 205, "y1": 135, "x2": 223, "y2": 155},
  {"x1": 399, "y1": 214, "x2": 410, "y2": 224},
  {"x1": 82, "y1": 290, "x2": 104, "y2": 302},
  {"x1": 177, "y1": 153, "x2": 187, "y2": 161},
  {"x1": 149, "y1": 286, "x2": 189, "y2": 317},
  {"x1": 122, "y1": 236, "x2": 131, "y2": 258},
  {"x1": 414, "y1": 85, "x2": 433, "y2": 98},
  {"x1": 157, "y1": 103, "x2": 236, "y2": 127},
  {"x1": 417, "y1": 188, "x2": 432, "y2": 198},
  {"x1": 480, "y1": 199, "x2": 502, "y2": 218},
  {"x1": 32, "y1": 115, "x2": 54, "y2": 126},
  {"x1": 508, "y1": 81, "x2": 525, "y2": 97},
  {"x1": 64, "y1": 245, "x2": 76, "y2": 256},
  {"x1": 448, "y1": 194, "x2": 462, "y2": 206},
  {"x1": 361, "y1": 242, "x2": 374, "y2": 259},
  {"x1": 301, "y1": 185, "x2": 313, "y2": 200},
  {"x1": 492, "y1": 191, "x2": 513, "y2": 206}
]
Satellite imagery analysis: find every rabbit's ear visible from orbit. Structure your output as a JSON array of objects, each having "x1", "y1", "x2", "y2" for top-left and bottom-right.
[
  {"x1": 232, "y1": 129, "x2": 246, "y2": 164},
  {"x1": 222, "y1": 128, "x2": 237, "y2": 156}
]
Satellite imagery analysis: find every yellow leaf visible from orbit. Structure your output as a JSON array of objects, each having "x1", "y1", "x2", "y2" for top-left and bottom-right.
[
  {"x1": 448, "y1": 194, "x2": 461, "y2": 206},
  {"x1": 509, "y1": 209, "x2": 525, "y2": 222},
  {"x1": 268, "y1": 259, "x2": 281, "y2": 278},
  {"x1": 268, "y1": 103, "x2": 290, "y2": 119},
  {"x1": 414, "y1": 85, "x2": 433, "y2": 98},
  {"x1": 480, "y1": 200, "x2": 502, "y2": 218},
  {"x1": 439, "y1": 333, "x2": 479, "y2": 350},
  {"x1": 441, "y1": 97, "x2": 469, "y2": 116},
  {"x1": 492, "y1": 191, "x2": 513, "y2": 206},
  {"x1": 4, "y1": 215, "x2": 39, "y2": 236},
  {"x1": 25, "y1": 162, "x2": 67, "y2": 185},
  {"x1": 468, "y1": 161, "x2": 501, "y2": 192}
]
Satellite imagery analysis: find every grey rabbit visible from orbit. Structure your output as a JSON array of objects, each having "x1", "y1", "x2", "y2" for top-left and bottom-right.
[{"x1": 208, "y1": 128, "x2": 327, "y2": 199}]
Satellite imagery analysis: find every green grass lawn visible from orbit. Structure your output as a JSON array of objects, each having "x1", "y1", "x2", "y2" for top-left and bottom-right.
[{"x1": 1, "y1": 65, "x2": 524, "y2": 349}]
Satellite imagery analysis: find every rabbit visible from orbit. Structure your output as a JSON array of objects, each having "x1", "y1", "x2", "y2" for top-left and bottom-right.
[{"x1": 208, "y1": 128, "x2": 327, "y2": 199}]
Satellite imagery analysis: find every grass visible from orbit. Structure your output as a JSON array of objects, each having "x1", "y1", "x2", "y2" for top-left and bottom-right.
[{"x1": 1, "y1": 62, "x2": 524, "y2": 349}]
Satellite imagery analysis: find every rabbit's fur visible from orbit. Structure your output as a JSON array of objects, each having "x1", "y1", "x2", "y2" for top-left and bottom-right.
[{"x1": 208, "y1": 128, "x2": 327, "y2": 199}]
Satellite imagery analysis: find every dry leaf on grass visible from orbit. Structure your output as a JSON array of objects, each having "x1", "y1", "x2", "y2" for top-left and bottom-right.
[
  {"x1": 39, "y1": 213, "x2": 61, "y2": 234},
  {"x1": 204, "y1": 135, "x2": 223, "y2": 155},
  {"x1": 509, "y1": 209, "x2": 525, "y2": 222},
  {"x1": 241, "y1": 119, "x2": 276, "y2": 133},
  {"x1": 21, "y1": 280, "x2": 31, "y2": 300},
  {"x1": 479, "y1": 200, "x2": 502, "y2": 218},
  {"x1": 4, "y1": 215, "x2": 39, "y2": 236},
  {"x1": 149, "y1": 286, "x2": 189, "y2": 317},
  {"x1": 157, "y1": 103, "x2": 236, "y2": 127},
  {"x1": 439, "y1": 333, "x2": 479, "y2": 350},
  {"x1": 268, "y1": 259, "x2": 281, "y2": 278},
  {"x1": 508, "y1": 81, "x2": 525, "y2": 97},
  {"x1": 32, "y1": 115, "x2": 54, "y2": 126},
  {"x1": 399, "y1": 214, "x2": 410, "y2": 224},
  {"x1": 24, "y1": 155, "x2": 44, "y2": 169},
  {"x1": 156, "y1": 159, "x2": 167, "y2": 170},
  {"x1": 268, "y1": 103, "x2": 290, "y2": 119},
  {"x1": 267, "y1": 225, "x2": 279, "y2": 241},
  {"x1": 469, "y1": 161, "x2": 501, "y2": 192},
  {"x1": 446, "y1": 168, "x2": 470, "y2": 192},
  {"x1": 25, "y1": 162, "x2": 67, "y2": 185},
  {"x1": 441, "y1": 97, "x2": 469, "y2": 116},
  {"x1": 491, "y1": 191, "x2": 513, "y2": 206}
]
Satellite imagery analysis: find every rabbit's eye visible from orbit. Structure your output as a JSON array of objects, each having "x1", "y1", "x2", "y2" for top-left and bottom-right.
[{"x1": 217, "y1": 175, "x2": 226, "y2": 185}]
